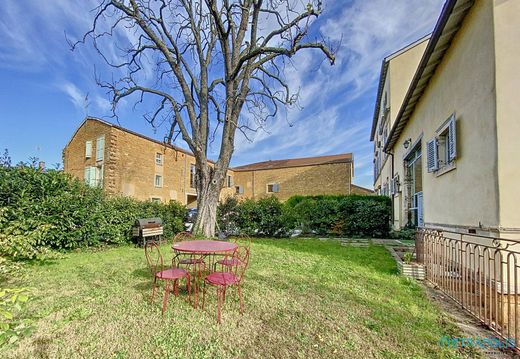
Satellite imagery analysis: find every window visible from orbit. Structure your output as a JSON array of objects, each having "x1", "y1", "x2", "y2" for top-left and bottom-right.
[
  {"x1": 84, "y1": 165, "x2": 103, "y2": 187},
  {"x1": 405, "y1": 144, "x2": 423, "y2": 227},
  {"x1": 96, "y1": 136, "x2": 105, "y2": 161},
  {"x1": 155, "y1": 153, "x2": 163, "y2": 165},
  {"x1": 427, "y1": 114, "x2": 457, "y2": 173},
  {"x1": 85, "y1": 141, "x2": 92, "y2": 158},
  {"x1": 150, "y1": 197, "x2": 161, "y2": 203},
  {"x1": 190, "y1": 164, "x2": 196, "y2": 188},
  {"x1": 155, "y1": 175, "x2": 162, "y2": 188},
  {"x1": 227, "y1": 175, "x2": 233, "y2": 187},
  {"x1": 267, "y1": 183, "x2": 279, "y2": 193},
  {"x1": 235, "y1": 185, "x2": 244, "y2": 194}
]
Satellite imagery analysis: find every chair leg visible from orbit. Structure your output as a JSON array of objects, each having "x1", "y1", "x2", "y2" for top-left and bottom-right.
[
  {"x1": 150, "y1": 277, "x2": 157, "y2": 303},
  {"x1": 174, "y1": 279, "x2": 179, "y2": 297},
  {"x1": 238, "y1": 283, "x2": 244, "y2": 314},
  {"x1": 162, "y1": 280, "x2": 170, "y2": 315},
  {"x1": 202, "y1": 280, "x2": 207, "y2": 310},
  {"x1": 217, "y1": 287, "x2": 222, "y2": 324},
  {"x1": 186, "y1": 274, "x2": 191, "y2": 304}
]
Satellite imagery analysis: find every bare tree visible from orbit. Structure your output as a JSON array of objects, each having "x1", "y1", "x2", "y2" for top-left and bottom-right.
[{"x1": 71, "y1": 0, "x2": 335, "y2": 237}]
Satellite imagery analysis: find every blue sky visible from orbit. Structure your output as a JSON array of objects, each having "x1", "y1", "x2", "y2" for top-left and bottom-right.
[{"x1": 0, "y1": 0, "x2": 443, "y2": 188}]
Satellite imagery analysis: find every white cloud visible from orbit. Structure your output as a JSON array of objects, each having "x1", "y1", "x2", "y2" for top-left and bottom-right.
[
  {"x1": 0, "y1": 0, "x2": 445, "y2": 189},
  {"x1": 60, "y1": 82, "x2": 86, "y2": 110}
]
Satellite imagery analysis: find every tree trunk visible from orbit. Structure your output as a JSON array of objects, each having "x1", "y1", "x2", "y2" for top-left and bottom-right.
[{"x1": 192, "y1": 168, "x2": 222, "y2": 238}]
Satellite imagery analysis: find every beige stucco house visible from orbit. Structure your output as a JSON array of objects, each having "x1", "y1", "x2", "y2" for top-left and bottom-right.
[
  {"x1": 63, "y1": 117, "x2": 370, "y2": 208},
  {"x1": 371, "y1": 0, "x2": 520, "y2": 238}
]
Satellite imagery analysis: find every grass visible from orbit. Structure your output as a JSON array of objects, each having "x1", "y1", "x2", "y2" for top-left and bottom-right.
[{"x1": 3, "y1": 239, "x2": 474, "y2": 358}]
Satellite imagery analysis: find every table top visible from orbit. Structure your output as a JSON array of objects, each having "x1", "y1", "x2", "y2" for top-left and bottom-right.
[{"x1": 172, "y1": 240, "x2": 237, "y2": 254}]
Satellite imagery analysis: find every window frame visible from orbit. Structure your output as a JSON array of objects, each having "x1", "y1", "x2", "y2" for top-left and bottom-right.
[
  {"x1": 266, "y1": 183, "x2": 279, "y2": 193},
  {"x1": 427, "y1": 114, "x2": 457, "y2": 176},
  {"x1": 189, "y1": 164, "x2": 196, "y2": 188},
  {"x1": 155, "y1": 152, "x2": 163, "y2": 166},
  {"x1": 154, "y1": 174, "x2": 163, "y2": 188},
  {"x1": 85, "y1": 141, "x2": 92, "y2": 159},
  {"x1": 96, "y1": 136, "x2": 105, "y2": 162}
]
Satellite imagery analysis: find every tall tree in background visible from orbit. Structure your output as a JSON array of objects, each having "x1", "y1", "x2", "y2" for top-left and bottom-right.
[{"x1": 72, "y1": 0, "x2": 335, "y2": 237}]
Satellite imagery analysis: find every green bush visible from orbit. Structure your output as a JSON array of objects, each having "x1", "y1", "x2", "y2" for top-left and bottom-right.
[
  {"x1": 285, "y1": 194, "x2": 391, "y2": 238},
  {"x1": 0, "y1": 165, "x2": 186, "y2": 259},
  {"x1": 0, "y1": 288, "x2": 32, "y2": 347},
  {"x1": 217, "y1": 194, "x2": 391, "y2": 238},
  {"x1": 218, "y1": 196, "x2": 290, "y2": 236}
]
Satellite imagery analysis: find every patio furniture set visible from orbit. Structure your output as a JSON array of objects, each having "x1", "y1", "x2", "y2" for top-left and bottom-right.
[{"x1": 144, "y1": 232, "x2": 251, "y2": 323}]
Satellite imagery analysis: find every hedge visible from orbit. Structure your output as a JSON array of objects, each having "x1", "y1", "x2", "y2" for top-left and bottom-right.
[
  {"x1": 0, "y1": 165, "x2": 186, "y2": 259},
  {"x1": 218, "y1": 194, "x2": 391, "y2": 238}
]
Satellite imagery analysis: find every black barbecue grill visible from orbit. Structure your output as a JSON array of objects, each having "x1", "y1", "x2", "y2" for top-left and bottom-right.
[{"x1": 133, "y1": 217, "x2": 163, "y2": 245}]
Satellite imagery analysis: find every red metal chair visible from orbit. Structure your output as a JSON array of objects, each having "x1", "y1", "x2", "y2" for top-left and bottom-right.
[
  {"x1": 217, "y1": 235, "x2": 251, "y2": 269},
  {"x1": 145, "y1": 241, "x2": 190, "y2": 314},
  {"x1": 202, "y1": 246, "x2": 250, "y2": 323},
  {"x1": 173, "y1": 231, "x2": 206, "y2": 268}
]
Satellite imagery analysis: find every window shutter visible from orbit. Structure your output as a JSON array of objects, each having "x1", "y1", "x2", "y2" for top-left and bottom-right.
[
  {"x1": 230, "y1": 176, "x2": 234, "y2": 186},
  {"x1": 98, "y1": 166, "x2": 104, "y2": 187},
  {"x1": 89, "y1": 166, "x2": 97, "y2": 186},
  {"x1": 84, "y1": 167, "x2": 90, "y2": 184},
  {"x1": 426, "y1": 138, "x2": 438, "y2": 172},
  {"x1": 389, "y1": 179, "x2": 395, "y2": 195},
  {"x1": 96, "y1": 136, "x2": 105, "y2": 161},
  {"x1": 85, "y1": 141, "x2": 92, "y2": 158},
  {"x1": 273, "y1": 183, "x2": 279, "y2": 193},
  {"x1": 239, "y1": 186, "x2": 244, "y2": 194},
  {"x1": 447, "y1": 115, "x2": 457, "y2": 161}
]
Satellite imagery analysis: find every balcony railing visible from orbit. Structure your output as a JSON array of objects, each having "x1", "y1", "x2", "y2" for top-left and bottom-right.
[{"x1": 416, "y1": 228, "x2": 520, "y2": 348}]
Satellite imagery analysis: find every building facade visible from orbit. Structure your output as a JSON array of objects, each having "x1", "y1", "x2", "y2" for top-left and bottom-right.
[
  {"x1": 371, "y1": 0, "x2": 520, "y2": 238},
  {"x1": 64, "y1": 118, "x2": 369, "y2": 208}
]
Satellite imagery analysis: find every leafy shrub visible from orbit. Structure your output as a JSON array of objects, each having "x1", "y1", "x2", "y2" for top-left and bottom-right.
[
  {"x1": 0, "y1": 165, "x2": 186, "y2": 259},
  {"x1": 217, "y1": 194, "x2": 391, "y2": 238},
  {"x1": 285, "y1": 194, "x2": 391, "y2": 238},
  {"x1": 236, "y1": 197, "x2": 287, "y2": 236},
  {"x1": 389, "y1": 227, "x2": 417, "y2": 241},
  {"x1": 217, "y1": 196, "x2": 240, "y2": 233},
  {"x1": 218, "y1": 196, "x2": 290, "y2": 236},
  {"x1": 0, "y1": 288, "x2": 32, "y2": 347}
]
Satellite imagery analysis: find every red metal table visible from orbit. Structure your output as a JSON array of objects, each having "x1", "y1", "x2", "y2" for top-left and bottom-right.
[{"x1": 172, "y1": 240, "x2": 237, "y2": 307}]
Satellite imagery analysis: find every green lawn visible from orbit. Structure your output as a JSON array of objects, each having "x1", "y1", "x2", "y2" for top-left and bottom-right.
[{"x1": 3, "y1": 239, "x2": 472, "y2": 358}]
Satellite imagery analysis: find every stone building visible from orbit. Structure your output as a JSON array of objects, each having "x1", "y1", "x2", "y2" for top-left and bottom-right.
[{"x1": 63, "y1": 117, "x2": 371, "y2": 208}]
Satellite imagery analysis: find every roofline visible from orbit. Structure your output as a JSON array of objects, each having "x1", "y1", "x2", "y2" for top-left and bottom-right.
[
  {"x1": 65, "y1": 117, "x2": 351, "y2": 172},
  {"x1": 384, "y1": 0, "x2": 474, "y2": 152},
  {"x1": 232, "y1": 154, "x2": 353, "y2": 172},
  {"x1": 350, "y1": 183, "x2": 375, "y2": 193},
  {"x1": 370, "y1": 34, "x2": 432, "y2": 141},
  {"x1": 66, "y1": 116, "x2": 198, "y2": 159}
]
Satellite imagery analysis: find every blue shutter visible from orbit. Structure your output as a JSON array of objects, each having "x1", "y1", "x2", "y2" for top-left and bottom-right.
[
  {"x1": 85, "y1": 141, "x2": 92, "y2": 158},
  {"x1": 447, "y1": 115, "x2": 457, "y2": 161},
  {"x1": 426, "y1": 138, "x2": 438, "y2": 172},
  {"x1": 89, "y1": 166, "x2": 97, "y2": 186},
  {"x1": 96, "y1": 136, "x2": 105, "y2": 161}
]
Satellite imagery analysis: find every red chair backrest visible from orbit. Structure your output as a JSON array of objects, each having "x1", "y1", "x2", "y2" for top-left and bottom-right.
[
  {"x1": 230, "y1": 234, "x2": 251, "y2": 250},
  {"x1": 232, "y1": 246, "x2": 250, "y2": 283},
  {"x1": 145, "y1": 241, "x2": 164, "y2": 277},
  {"x1": 173, "y1": 231, "x2": 193, "y2": 244}
]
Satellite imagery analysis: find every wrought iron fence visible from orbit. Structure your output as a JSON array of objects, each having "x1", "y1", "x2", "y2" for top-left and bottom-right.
[{"x1": 416, "y1": 228, "x2": 520, "y2": 348}]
